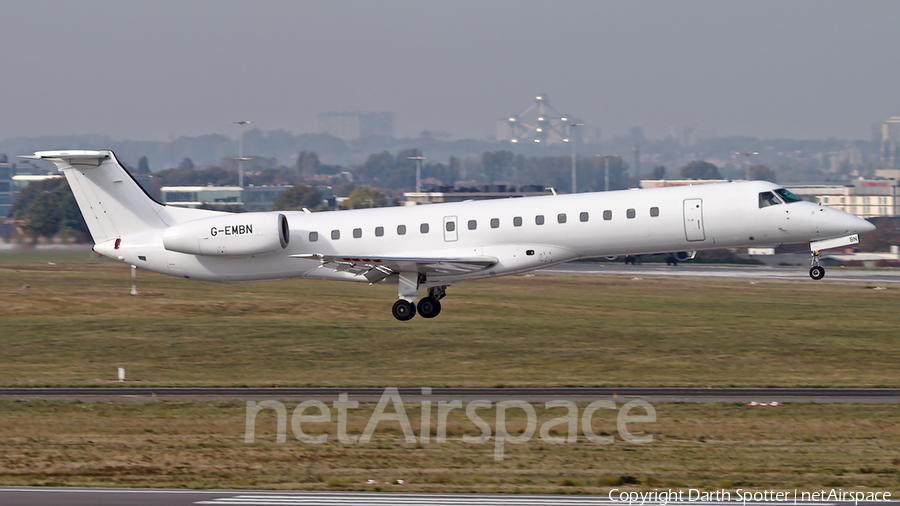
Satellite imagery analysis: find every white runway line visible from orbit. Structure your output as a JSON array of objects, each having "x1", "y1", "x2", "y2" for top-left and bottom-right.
[
  {"x1": 541, "y1": 264, "x2": 900, "y2": 284},
  {"x1": 194, "y1": 495, "x2": 838, "y2": 506}
]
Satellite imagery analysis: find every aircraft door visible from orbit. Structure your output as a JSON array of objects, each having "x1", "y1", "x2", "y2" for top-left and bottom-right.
[
  {"x1": 443, "y1": 216, "x2": 458, "y2": 242},
  {"x1": 683, "y1": 199, "x2": 706, "y2": 242}
]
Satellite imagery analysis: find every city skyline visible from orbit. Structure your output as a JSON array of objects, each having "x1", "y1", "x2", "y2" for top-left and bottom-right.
[{"x1": 1, "y1": 1, "x2": 899, "y2": 143}]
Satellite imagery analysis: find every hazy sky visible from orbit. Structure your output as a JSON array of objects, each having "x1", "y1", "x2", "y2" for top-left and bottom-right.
[{"x1": 1, "y1": 0, "x2": 898, "y2": 142}]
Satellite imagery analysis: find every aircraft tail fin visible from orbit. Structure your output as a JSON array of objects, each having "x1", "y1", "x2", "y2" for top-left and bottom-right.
[{"x1": 27, "y1": 150, "x2": 213, "y2": 245}]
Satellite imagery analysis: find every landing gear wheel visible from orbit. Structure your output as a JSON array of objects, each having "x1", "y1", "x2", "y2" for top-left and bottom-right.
[
  {"x1": 392, "y1": 300, "x2": 416, "y2": 321},
  {"x1": 809, "y1": 266, "x2": 825, "y2": 280},
  {"x1": 416, "y1": 296, "x2": 442, "y2": 318}
]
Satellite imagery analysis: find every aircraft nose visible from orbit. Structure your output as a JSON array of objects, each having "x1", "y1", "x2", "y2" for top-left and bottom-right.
[
  {"x1": 817, "y1": 206, "x2": 875, "y2": 237},
  {"x1": 858, "y1": 217, "x2": 876, "y2": 234},
  {"x1": 833, "y1": 208, "x2": 875, "y2": 235}
]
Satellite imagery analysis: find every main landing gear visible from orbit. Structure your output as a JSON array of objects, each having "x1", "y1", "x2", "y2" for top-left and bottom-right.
[
  {"x1": 809, "y1": 250, "x2": 825, "y2": 280},
  {"x1": 392, "y1": 285, "x2": 448, "y2": 321}
]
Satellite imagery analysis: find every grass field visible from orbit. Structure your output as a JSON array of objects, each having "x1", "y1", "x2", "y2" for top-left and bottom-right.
[
  {"x1": 2, "y1": 253, "x2": 899, "y2": 493},
  {"x1": 1, "y1": 253, "x2": 898, "y2": 387},
  {"x1": 1, "y1": 400, "x2": 898, "y2": 492}
]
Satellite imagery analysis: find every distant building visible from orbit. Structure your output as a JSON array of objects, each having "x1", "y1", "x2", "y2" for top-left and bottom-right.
[
  {"x1": 0, "y1": 154, "x2": 12, "y2": 217},
  {"x1": 11, "y1": 174, "x2": 63, "y2": 192},
  {"x1": 242, "y1": 185, "x2": 291, "y2": 212},
  {"x1": 316, "y1": 111, "x2": 394, "y2": 140},
  {"x1": 882, "y1": 117, "x2": 900, "y2": 169},
  {"x1": 403, "y1": 184, "x2": 549, "y2": 206},
  {"x1": 160, "y1": 185, "x2": 297, "y2": 211},
  {"x1": 161, "y1": 186, "x2": 243, "y2": 209},
  {"x1": 639, "y1": 179, "x2": 732, "y2": 189}
]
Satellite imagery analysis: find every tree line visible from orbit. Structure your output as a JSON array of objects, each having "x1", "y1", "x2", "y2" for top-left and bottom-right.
[{"x1": 9, "y1": 150, "x2": 776, "y2": 242}]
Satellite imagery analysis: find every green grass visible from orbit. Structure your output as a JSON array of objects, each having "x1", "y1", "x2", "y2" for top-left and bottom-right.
[
  {"x1": 0, "y1": 249, "x2": 99, "y2": 265},
  {"x1": 1, "y1": 258, "x2": 898, "y2": 387},
  {"x1": 0, "y1": 400, "x2": 898, "y2": 492}
]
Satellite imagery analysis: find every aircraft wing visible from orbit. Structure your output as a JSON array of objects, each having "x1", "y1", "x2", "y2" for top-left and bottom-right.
[{"x1": 290, "y1": 253, "x2": 498, "y2": 283}]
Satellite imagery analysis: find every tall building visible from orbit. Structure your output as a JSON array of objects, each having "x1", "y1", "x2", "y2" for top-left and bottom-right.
[
  {"x1": 316, "y1": 111, "x2": 395, "y2": 140},
  {"x1": 882, "y1": 117, "x2": 900, "y2": 169},
  {"x1": 0, "y1": 154, "x2": 12, "y2": 218}
]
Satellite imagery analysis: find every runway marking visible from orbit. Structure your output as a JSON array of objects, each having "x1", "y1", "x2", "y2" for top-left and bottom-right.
[
  {"x1": 193, "y1": 495, "x2": 839, "y2": 506},
  {"x1": 1, "y1": 489, "x2": 883, "y2": 506}
]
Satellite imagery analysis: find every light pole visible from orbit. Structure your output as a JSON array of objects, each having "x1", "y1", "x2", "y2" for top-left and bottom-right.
[
  {"x1": 605, "y1": 156, "x2": 611, "y2": 192},
  {"x1": 407, "y1": 152, "x2": 425, "y2": 193},
  {"x1": 564, "y1": 121, "x2": 583, "y2": 193},
  {"x1": 596, "y1": 155, "x2": 611, "y2": 192},
  {"x1": 233, "y1": 120, "x2": 251, "y2": 187},
  {"x1": 739, "y1": 151, "x2": 759, "y2": 179}
]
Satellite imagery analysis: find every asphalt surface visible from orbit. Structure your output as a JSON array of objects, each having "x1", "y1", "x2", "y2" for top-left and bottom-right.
[
  {"x1": 0, "y1": 489, "x2": 896, "y2": 506},
  {"x1": 542, "y1": 263, "x2": 900, "y2": 284},
  {"x1": 1, "y1": 387, "x2": 897, "y2": 403}
]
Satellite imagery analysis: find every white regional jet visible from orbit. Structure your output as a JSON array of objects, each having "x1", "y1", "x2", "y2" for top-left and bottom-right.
[{"x1": 29, "y1": 150, "x2": 875, "y2": 321}]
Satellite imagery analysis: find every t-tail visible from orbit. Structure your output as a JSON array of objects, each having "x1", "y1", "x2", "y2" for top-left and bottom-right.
[{"x1": 26, "y1": 150, "x2": 219, "y2": 255}]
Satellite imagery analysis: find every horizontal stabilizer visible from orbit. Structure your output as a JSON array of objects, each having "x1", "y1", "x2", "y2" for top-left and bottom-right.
[{"x1": 25, "y1": 151, "x2": 111, "y2": 167}]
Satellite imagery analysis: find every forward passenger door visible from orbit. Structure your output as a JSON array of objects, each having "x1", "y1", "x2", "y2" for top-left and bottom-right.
[{"x1": 683, "y1": 199, "x2": 706, "y2": 242}]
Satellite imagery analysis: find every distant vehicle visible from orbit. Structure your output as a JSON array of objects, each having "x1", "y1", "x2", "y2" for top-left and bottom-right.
[{"x1": 28, "y1": 150, "x2": 875, "y2": 320}]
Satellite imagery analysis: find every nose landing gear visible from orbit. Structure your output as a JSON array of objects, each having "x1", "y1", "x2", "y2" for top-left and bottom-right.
[
  {"x1": 809, "y1": 250, "x2": 825, "y2": 280},
  {"x1": 809, "y1": 266, "x2": 825, "y2": 280}
]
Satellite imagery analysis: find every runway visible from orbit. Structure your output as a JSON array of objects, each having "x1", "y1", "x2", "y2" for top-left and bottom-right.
[
  {"x1": 0, "y1": 488, "x2": 896, "y2": 506},
  {"x1": 1, "y1": 387, "x2": 897, "y2": 403},
  {"x1": 542, "y1": 263, "x2": 900, "y2": 284}
]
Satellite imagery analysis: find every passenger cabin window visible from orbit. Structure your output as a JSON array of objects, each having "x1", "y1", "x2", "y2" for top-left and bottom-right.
[
  {"x1": 513, "y1": 216, "x2": 523, "y2": 227},
  {"x1": 650, "y1": 207, "x2": 659, "y2": 217},
  {"x1": 580, "y1": 212, "x2": 589, "y2": 222},
  {"x1": 558, "y1": 213, "x2": 567, "y2": 224},
  {"x1": 775, "y1": 188, "x2": 803, "y2": 203},
  {"x1": 375, "y1": 226, "x2": 384, "y2": 237},
  {"x1": 490, "y1": 218, "x2": 500, "y2": 228},
  {"x1": 309, "y1": 231, "x2": 318, "y2": 242},
  {"x1": 446, "y1": 221, "x2": 455, "y2": 232},
  {"x1": 353, "y1": 228, "x2": 362, "y2": 238},
  {"x1": 759, "y1": 191, "x2": 781, "y2": 208},
  {"x1": 397, "y1": 225, "x2": 407, "y2": 235},
  {"x1": 626, "y1": 209, "x2": 636, "y2": 219},
  {"x1": 603, "y1": 210, "x2": 612, "y2": 221},
  {"x1": 468, "y1": 220, "x2": 477, "y2": 230},
  {"x1": 535, "y1": 215, "x2": 545, "y2": 225},
  {"x1": 331, "y1": 230, "x2": 340, "y2": 240},
  {"x1": 420, "y1": 223, "x2": 429, "y2": 234}
]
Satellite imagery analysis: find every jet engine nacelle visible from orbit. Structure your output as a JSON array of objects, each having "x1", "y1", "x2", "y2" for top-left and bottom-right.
[
  {"x1": 674, "y1": 251, "x2": 697, "y2": 261},
  {"x1": 163, "y1": 213, "x2": 290, "y2": 256}
]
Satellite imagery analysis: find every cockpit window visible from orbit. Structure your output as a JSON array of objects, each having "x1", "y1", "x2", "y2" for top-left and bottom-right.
[
  {"x1": 759, "y1": 191, "x2": 781, "y2": 208},
  {"x1": 774, "y1": 188, "x2": 803, "y2": 203}
]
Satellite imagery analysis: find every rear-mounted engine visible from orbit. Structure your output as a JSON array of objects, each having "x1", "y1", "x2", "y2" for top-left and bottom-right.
[{"x1": 163, "y1": 213, "x2": 290, "y2": 256}]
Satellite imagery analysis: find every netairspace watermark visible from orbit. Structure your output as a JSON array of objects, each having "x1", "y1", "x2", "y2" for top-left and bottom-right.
[
  {"x1": 610, "y1": 488, "x2": 892, "y2": 505},
  {"x1": 243, "y1": 387, "x2": 656, "y2": 460}
]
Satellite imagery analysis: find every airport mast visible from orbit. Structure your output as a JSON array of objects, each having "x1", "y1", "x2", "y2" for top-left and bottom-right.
[
  {"x1": 233, "y1": 120, "x2": 251, "y2": 188},
  {"x1": 408, "y1": 151, "x2": 425, "y2": 193}
]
